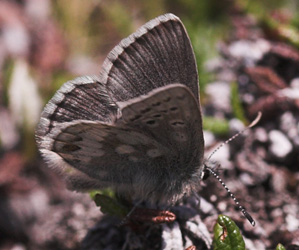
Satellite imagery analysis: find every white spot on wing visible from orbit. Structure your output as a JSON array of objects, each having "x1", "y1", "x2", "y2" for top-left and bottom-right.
[
  {"x1": 129, "y1": 156, "x2": 139, "y2": 162},
  {"x1": 117, "y1": 132, "x2": 152, "y2": 145},
  {"x1": 115, "y1": 145, "x2": 135, "y2": 154},
  {"x1": 147, "y1": 148, "x2": 163, "y2": 158},
  {"x1": 172, "y1": 132, "x2": 188, "y2": 142}
]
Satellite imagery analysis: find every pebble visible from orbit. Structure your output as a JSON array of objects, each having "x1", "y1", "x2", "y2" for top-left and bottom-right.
[
  {"x1": 203, "y1": 130, "x2": 215, "y2": 148},
  {"x1": 227, "y1": 39, "x2": 271, "y2": 64},
  {"x1": 255, "y1": 127, "x2": 268, "y2": 143},
  {"x1": 205, "y1": 81, "x2": 231, "y2": 112},
  {"x1": 269, "y1": 130, "x2": 292, "y2": 159}
]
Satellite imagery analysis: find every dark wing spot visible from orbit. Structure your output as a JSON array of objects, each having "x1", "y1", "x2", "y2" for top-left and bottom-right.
[
  {"x1": 73, "y1": 136, "x2": 83, "y2": 142},
  {"x1": 121, "y1": 128, "x2": 131, "y2": 132},
  {"x1": 163, "y1": 97, "x2": 171, "y2": 102},
  {"x1": 152, "y1": 102, "x2": 161, "y2": 107},
  {"x1": 146, "y1": 120, "x2": 156, "y2": 125},
  {"x1": 61, "y1": 144, "x2": 81, "y2": 152},
  {"x1": 141, "y1": 108, "x2": 151, "y2": 113},
  {"x1": 153, "y1": 114, "x2": 162, "y2": 118},
  {"x1": 170, "y1": 107, "x2": 178, "y2": 111},
  {"x1": 130, "y1": 114, "x2": 142, "y2": 122}
]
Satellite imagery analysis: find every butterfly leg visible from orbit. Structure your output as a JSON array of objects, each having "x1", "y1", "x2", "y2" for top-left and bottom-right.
[{"x1": 119, "y1": 200, "x2": 143, "y2": 226}]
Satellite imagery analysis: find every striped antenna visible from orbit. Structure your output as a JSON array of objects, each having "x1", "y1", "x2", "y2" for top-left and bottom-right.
[
  {"x1": 207, "y1": 112, "x2": 262, "y2": 161},
  {"x1": 207, "y1": 167, "x2": 255, "y2": 226},
  {"x1": 206, "y1": 112, "x2": 262, "y2": 226}
]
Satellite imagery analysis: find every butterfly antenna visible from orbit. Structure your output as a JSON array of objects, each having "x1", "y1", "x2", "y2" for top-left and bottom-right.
[
  {"x1": 207, "y1": 112, "x2": 262, "y2": 161},
  {"x1": 207, "y1": 167, "x2": 256, "y2": 226}
]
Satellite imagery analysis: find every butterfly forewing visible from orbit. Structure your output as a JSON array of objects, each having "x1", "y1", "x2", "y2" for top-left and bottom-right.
[
  {"x1": 100, "y1": 14, "x2": 199, "y2": 103},
  {"x1": 36, "y1": 76, "x2": 117, "y2": 138}
]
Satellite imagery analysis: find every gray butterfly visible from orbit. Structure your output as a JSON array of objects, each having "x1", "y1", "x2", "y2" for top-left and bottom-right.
[{"x1": 36, "y1": 13, "x2": 205, "y2": 206}]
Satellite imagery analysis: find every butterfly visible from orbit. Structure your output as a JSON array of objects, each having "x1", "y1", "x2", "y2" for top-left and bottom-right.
[
  {"x1": 36, "y1": 13, "x2": 205, "y2": 206},
  {"x1": 36, "y1": 14, "x2": 258, "y2": 227}
]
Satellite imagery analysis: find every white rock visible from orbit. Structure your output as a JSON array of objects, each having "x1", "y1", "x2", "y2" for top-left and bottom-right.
[
  {"x1": 229, "y1": 118, "x2": 245, "y2": 132},
  {"x1": 269, "y1": 130, "x2": 292, "y2": 159},
  {"x1": 290, "y1": 77, "x2": 299, "y2": 88},
  {"x1": 228, "y1": 39, "x2": 271, "y2": 62},
  {"x1": 280, "y1": 112, "x2": 298, "y2": 139},
  {"x1": 205, "y1": 81, "x2": 231, "y2": 112},
  {"x1": 203, "y1": 130, "x2": 215, "y2": 148},
  {"x1": 162, "y1": 222, "x2": 184, "y2": 250},
  {"x1": 286, "y1": 214, "x2": 299, "y2": 232},
  {"x1": 205, "y1": 143, "x2": 231, "y2": 169},
  {"x1": 255, "y1": 127, "x2": 268, "y2": 143},
  {"x1": 10, "y1": 244, "x2": 26, "y2": 250}
]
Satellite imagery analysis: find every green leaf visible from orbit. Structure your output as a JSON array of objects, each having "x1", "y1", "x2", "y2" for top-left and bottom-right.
[
  {"x1": 93, "y1": 193, "x2": 129, "y2": 217},
  {"x1": 203, "y1": 116, "x2": 230, "y2": 136},
  {"x1": 231, "y1": 82, "x2": 247, "y2": 124},
  {"x1": 213, "y1": 215, "x2": 245, "y2": 250},
  {"x1": 2, "y1": 59, "x2": 14, "y2": 106},
  {"x1": 276, "y1": 243, "x2": 286, "y2": 250},
  {"x1": 89, "y1": 189, "x2": 129, "y2": 217},
  {"x1": 89, "y1": 188, "x2": 115, "y2": 200}
]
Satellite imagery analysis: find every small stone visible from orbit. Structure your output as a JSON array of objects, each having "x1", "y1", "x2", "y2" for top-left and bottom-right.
[
  {"x1": 269, "y1": 130, "x2": 293, "y2": 159},
  {"x1": 205, "y1": 143, "x2": 231, "y2": 169},
  {"x1": 290, "y1": 77, "x2": 299, "y2": 89},
  {"x1": 229, "y1": 118, "x2": 245, "y2": 132},
  {"x1": 199, "y1": 197, "x2": 217, "y2": 215},
  {"x1": 162, "y1": 222, "x2": 183, "y2": 249},
  {"x1": 205, "y1": 81, "x2": 231, "y2": 112},
  {"x1": 228, "y1": 39, "x2": 271, "y2": 63},
  {"x1": 255, "y1": 127, "x2": 268, "y2": 143},
  {"x1": 203, "y1": 130, "x2": 215, "y2": 148},
  {"x1": 280, "y1": 112, "x2": 298, "y2": 142},
  {"x1": 10, "y1": 244, "x2": 26, "y2": 250},
  {"x1": 286, "y1": 214, "x2": 299, "y2": 232},
  {"x1": 239, "y1": 173, "x2": 255, "y2": 186},
  {"x1": 204, "y1": 57, "x2": 224, "y2": 72}
]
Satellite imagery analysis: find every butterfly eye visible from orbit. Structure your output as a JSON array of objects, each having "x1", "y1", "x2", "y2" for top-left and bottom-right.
[{"x1": 201, "y1": 167, "x2": 210, "y2": 180}]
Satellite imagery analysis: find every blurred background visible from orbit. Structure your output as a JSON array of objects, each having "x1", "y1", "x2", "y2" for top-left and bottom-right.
[{"x1": 0, "y1": 0, "x2": 299, "y2": 249}]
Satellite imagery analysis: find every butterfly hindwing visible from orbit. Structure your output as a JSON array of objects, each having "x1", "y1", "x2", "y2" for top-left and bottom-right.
[
  {"x1": 119, "y1": 84, "x2": 204, "y2": 166},
  {"x1": 42, "y1": 120, "x2": 172, "y2": 201}
]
